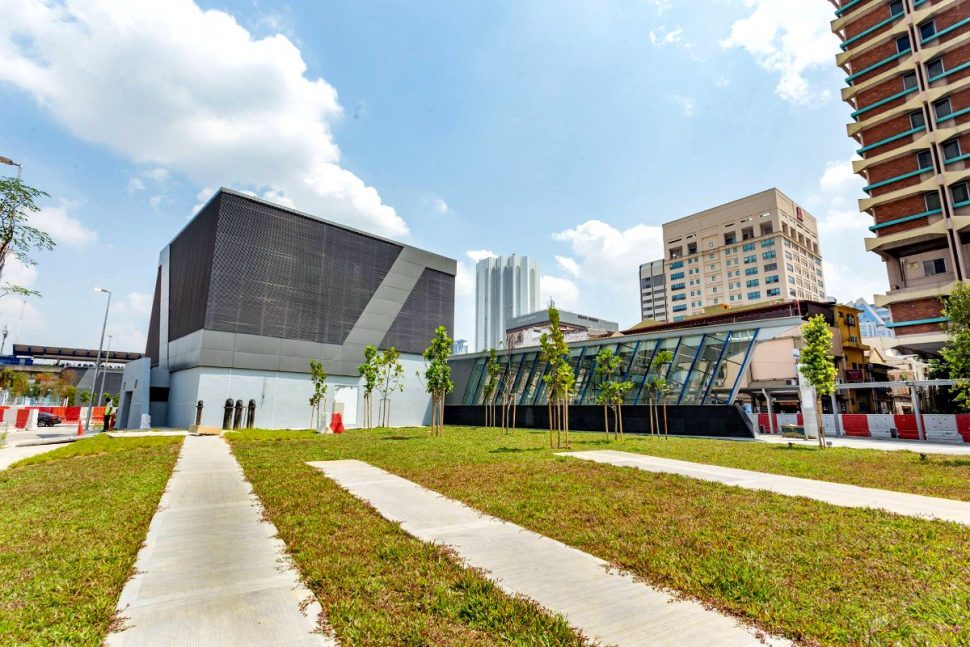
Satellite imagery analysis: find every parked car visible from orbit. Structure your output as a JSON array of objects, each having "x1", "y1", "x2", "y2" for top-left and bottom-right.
[{"x1": 38, "y1": 411, "x2": 62, "y2": 427}]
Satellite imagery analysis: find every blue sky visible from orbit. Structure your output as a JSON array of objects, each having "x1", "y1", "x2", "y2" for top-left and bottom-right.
[{"x1": 0, "y1": 0, "x2": 885, "y2": 353}]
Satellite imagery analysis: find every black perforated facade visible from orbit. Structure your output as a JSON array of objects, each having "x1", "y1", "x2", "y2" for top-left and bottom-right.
[
  {"x1": 381, "y1": 268, "x2": 455, "y2": 354},
  {"x1": 204, "y1": 193, "x2": 403, "y2": 344},
  {"x1": 168, "y1": 194, "x2": 220, "y2": 340},
  {"x1": 145, "y1": 266, "x2": 162, "y2": 366}
]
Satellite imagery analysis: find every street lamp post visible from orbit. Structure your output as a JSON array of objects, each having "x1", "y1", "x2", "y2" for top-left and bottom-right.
[
  {"x1": 0, "y1": 325, "x2": 8, "y2": 356},
  {"x1": 84, "y1": 288, "x2": 112, "y2": 434},
  {"x1": 0, "y1": 156, "x2": 23, "y2": 180},
  {"x1": 95, "y1": 334, "x2": 113, "y2": 407}
]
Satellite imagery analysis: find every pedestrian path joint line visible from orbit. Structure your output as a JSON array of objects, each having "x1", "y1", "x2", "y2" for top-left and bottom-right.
[
  {"x1": 309, "y1": 458, "x2": 783, "y2": 647},
  {"x1": 558, "y1": 450, "x2": 970, "y2": 526}
]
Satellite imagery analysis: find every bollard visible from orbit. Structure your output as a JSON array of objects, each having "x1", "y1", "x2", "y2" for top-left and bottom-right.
[
  {"x1": 246, "y1": 399, "x2": 256, "y2": 429},
  {"x1": 195, "y1": 400, "x2": 204, "y2": 426},
  {"x1": 232, "y1": 399, "x2": 243, "y2": 430},
  {"x1": 222, "y1": 399, "x2": 234, "y2": 430}
]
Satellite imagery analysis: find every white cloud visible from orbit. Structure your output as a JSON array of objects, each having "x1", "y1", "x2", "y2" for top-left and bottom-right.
[
  {"x1": 671, "y1": 93, "x2": 696, "y2": 117},
  {"x1": 0, "y1": 0, "x2": 407, "y2": 237},
  {"x1": 127, "y1": 177, "x2": 145, "y2": 194},
  {"x1": 31, "y1": 204, "x2": 97, "y2": 247},
  {"x1": 552, "y1": 220, "x2": 663, "y2": 293},
  {"x1": 721, "y1": 0, "x2": 838, "y2": 104},
  {"x1": 432, "y1": 197, "x2": 449, "y2": 214},
  {"x1": 555, "y1": 255, "x2": 581, "y2": 278},
  {"x1": 716, "y1": 75, "x2": 731, "y2": 88},
  {"x1": 148, "y1": 195, "x2": 164, "y2": 210},
  {"x1": 804, "y1": 157, "x2": 890, "y2": 302},
  {"x1": 466, "y1": 249, "x2": 498, "y2": 263},
  {"x1": 646, "y1": 0, "x2": 674, "y2": 14},
  {"x1": 649, "y1": 25, "x2": 683, "y2": 47},
  {"x1": 540, "y1": 275, "x2": 580, "y2": 312}
]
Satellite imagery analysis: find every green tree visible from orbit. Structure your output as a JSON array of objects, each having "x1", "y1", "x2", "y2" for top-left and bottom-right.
[
  {"x1": 78, "y1": 389, "x2": 91, "y2": 406},
  {"x1": 539, "y1": 307, "x2": 575, "y2": 449},
  {"x1": 481, "y1": 349, "x2": 500, "y2": 429},
  {"x1": 357, "y1": 345, "x2": 380, "y2": 429},
  {"x1": 799, "y1": 314, "x2": 837, "y2": 449},
  {"x1": 940, "y1": 283, "x2": 970, "y2": 411},
  {"x1": 0, "y1": 177, "x2": 55, "y2": 297},
  {"x1": 594, "y1": 347, "x2": 632, "y2": 440},
  {"x1": 375, "y1": 347, "x2": 404, "y2": 427},
  {"x1": 422, "y1": 326, "x2": 453, "y2": 437},
  {"x1": 308, "y1": 359, "x2": 329, "y2": 431},
  {"x1": 646, "y1": 350, "x2": 673, "y2": 438}
]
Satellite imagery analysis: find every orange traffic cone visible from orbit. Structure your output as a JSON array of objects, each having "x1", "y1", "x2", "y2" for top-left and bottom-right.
[{"x1": 77, "y1": 418, "x2": 84, "y2": 436}]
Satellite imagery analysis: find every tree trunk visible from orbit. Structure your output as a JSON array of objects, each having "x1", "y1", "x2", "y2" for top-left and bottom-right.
[
  {"x1": 603, "y1": 403, "x2": 609, "y2": 437},
  {"x1": 619, "y1": 404, "x2": 624, "y2": 441},
  {"x1": 663, "y1": 398, "x2": 669, "y2": 439},
  {"x1": 816, "y1": 395, "x2": 826, "y2": 449}
]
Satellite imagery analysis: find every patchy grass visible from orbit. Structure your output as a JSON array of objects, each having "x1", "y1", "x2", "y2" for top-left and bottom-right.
[
  {"x1": 0, "y1": 436, "x2": 182, "y2": 645},
  {"x1": 229, "y1": 433, "x2": 589, "y2": 646},
  {"x1": 231, "y1": 427, "x2": 970, "y2": 646}
]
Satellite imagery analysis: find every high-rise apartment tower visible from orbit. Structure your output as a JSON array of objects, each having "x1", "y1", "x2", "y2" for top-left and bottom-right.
[
  {"x1": 475, "y1": 255, "x2": 540, "y2": 351},
  {"x1": 831, "y1": 0, "x2": 969, "y2": 353}
]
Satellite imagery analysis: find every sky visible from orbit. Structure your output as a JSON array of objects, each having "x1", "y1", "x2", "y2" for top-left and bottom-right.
[{"x1": 0, "y1": 0, "x2": 887, "y2": 354}]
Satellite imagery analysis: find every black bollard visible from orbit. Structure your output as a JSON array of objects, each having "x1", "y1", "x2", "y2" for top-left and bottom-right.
[
  {"x1": 195, "y1": 400, "x2": 204, "y2": 426},
  {"x1": 246, "y1": 399, "x2": 256, "y2": 429},
  {"x1": 222, "y1": 398, "x2": 234, "y2": 430},
  {"x1": 233, "y1": 399, "x2": 243, "y2": 430}
]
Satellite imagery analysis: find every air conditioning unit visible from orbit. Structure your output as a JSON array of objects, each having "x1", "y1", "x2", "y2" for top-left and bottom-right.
[{"x1": 785, "y1": 379, "x2": 797, "y2": 386}]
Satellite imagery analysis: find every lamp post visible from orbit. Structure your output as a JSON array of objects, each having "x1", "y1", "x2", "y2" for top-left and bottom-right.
[
  {"x1": 0, "y1": 156, "x2": 23, "y2": 180},
  {"x1": 84, "y1": 288, "x2": 111, "y2": 434},
  {"x1": 0, "y1": 325, "x2": 8, "y2": 356},
  {"x1": 95, "y1": 334, "x2": 113, "y2": 407}
]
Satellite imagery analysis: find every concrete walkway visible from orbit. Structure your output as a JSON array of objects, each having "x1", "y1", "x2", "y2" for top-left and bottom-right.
[
  {"x1": 756, "y1": 434, "x2": 970, "y2": 455},
  {"x1": 561, "y1": 450, "x2": 970, "y2": 526},
  {"x1": 0, "y1": 443, "x2": 63, "y2": 470},
  {"x1": 108, "y1": 436, "x2": 332, "y2": 647},
  {"x1": 309, "y1": 459, "x2": 782, "y2": 647}
]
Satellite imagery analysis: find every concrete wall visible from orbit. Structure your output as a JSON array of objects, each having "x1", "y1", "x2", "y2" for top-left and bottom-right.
[
  {"x1": 119, "y1": 358, "x2": 152, "y2": 429},
  {"x1": 163, "y1": 354, "x2": 430, "y2": 430}
]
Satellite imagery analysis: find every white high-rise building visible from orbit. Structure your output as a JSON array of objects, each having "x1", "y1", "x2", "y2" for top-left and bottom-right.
[{"x1": 475, "y1": 255, "x2": 540, "y2": 352}]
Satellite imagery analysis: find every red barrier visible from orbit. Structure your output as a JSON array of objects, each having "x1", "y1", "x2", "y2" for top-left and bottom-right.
[
  {"x1": 330, "y1": 412, "x2": 344, "y2": 434},
  {"x1": 64, "y1": 406, "x2": 81, "y2": 422},
  {"x1": 893, "y1": 414, "x2": 920, "y2": 440},
  {"x1": 840, "y1": 414, "x2": 870, "y2": 437},
  {"x1": 956, "y1": 414, "x2": 970, "y2": 443},
  {"x1": 15, "y1": 409, "x2": 29, "y2": 429}
]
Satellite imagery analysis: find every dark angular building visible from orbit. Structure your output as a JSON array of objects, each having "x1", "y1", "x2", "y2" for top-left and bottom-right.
[{"x1": 119, "y1": 189, "x2": 456, "y2": 429}]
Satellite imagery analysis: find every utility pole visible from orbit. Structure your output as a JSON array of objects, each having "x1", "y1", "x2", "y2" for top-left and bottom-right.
[{"x1": 84, "y1": 288, "x2": 111, "y2": 433}]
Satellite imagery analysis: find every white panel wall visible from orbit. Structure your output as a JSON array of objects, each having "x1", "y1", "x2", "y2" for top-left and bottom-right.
[{"x1": 165, "y1": 354, "x2": 432, "y2": 430}]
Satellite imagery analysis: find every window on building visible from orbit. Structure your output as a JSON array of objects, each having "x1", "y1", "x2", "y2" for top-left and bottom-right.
[
  {"x1": 927, "y1": 57, "x2": 945, "y2": 79},
  {"x1": 896, "y1": 34, "x2": 911, "y2": 53},
  {"x1": 935, "y1": 98, "x2": 953, "y2": 120},
  {"x1": 917, "y1": 149, "x2": 933, "y2": 169},
  {"x1": 923, "y1": 258, "x2": 947, "y2": 276},
  {"x1": 919, "y1": 20, "x2": 936, "y2": 41},
  {"x1": 902, "y1": 71, "x2": 918, "y2": 90},
  {"x1": 746, "y1": 279, "x2": 760, "y2": 288},
  {"x1": 747, "y1": 291, "x2": 762, "y2": 300},
  {"x1": 952, "y1": 182, "x2": 970, "y2": 205},
  {"x1": 744, "y1": 255, "x2": 757, "y2": 264},
  {"x1": 766, "y1": 275, "x2": 780, "y2": 284},
  {"x1": 925, "y1": 191, "x2": 942, "y2": 211},
  {"x1": 687, "y1": 242, "x2": 697, "y2": 254},
  {"x1": 760, "y1": 238, "x2": 775, "y2": 247},
  {"x1": 789, "y1": 288, "x2": 797, "y2": 297},
  {"x1": 670, "y1": 271, "x2": 685, "y2": 280},
  {"x1": 741, "y1": 226, "x2": 754, "y2": 240},
  {"x1": 785, "y1": 251, "x2": 793, "y2": 260},
  {"x1": 943, "y1": 139, "x2": 962, "y2": 161},
  {"x1": 762, "y1": 250, "x2": 776, "y2": 260},
  {"x1": 742, "y1": 242, "x2": 755, "y2": 251},
  {"x1": 672, "y1": 293, "x2": 686, "y2": 301},
  {"x1": 786, "y1": 263, "x2": 795, "y2": 272},
  {"x1": 910, "y1": 109, "x2": 926, "y2": 129},
  {"x1": 673, "y1": 304, "x2": 687, "y2": 313},
  {"x1": 889, "y1": 0, "x2": 904, "y2": 16},
  {"x1": 767, "y1": 288, "x2": 781, "y2": 297},
  {"x1": 764, "y1": 262, "x2": 778, "y2": 272}
]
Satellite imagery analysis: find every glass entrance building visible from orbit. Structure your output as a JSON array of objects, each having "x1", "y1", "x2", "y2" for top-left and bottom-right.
[{"x1": 448, "y1": 315, "x2": 803, "y2": 407}]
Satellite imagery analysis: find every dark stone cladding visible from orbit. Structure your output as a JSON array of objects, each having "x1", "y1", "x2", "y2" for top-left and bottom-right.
[
  {"x1": 381, "y1": 267, "x2": 456, "y2": 355},
  {"x1": 444, "y1": 404, "x2": 756, "y2": 438},
  {"x1": 203, "y1": 192, "x2": 403, "y2": 345}
]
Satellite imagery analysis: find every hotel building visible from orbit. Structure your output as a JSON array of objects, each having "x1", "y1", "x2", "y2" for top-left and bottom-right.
[{"x1": 662, "y1": 189, "x2": 825, "y2": 321}]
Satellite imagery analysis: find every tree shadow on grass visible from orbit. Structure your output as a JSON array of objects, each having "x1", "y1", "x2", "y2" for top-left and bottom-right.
[
  {"x1": 489, "y1": 446, "x2": 542, "y2": 454},
  {"x1": 381, "y1": 436, "x2": 416, "y2": 441},
  {"x1": 936, "y1": 458, "x2": 970, "y2": 468},
  {"x1": 571, "y1": 439, "x2": 613, "y2": 446}
]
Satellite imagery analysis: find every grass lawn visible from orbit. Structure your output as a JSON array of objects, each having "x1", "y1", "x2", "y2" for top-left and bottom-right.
[
  {"x1": 0, "y1": 436, "x2": 182, "y2": 646},
  {"x1": 231, "y1": 427, "x2": 970, "y2": 646}
]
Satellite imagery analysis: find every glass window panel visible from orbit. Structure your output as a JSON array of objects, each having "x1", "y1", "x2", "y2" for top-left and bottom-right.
[
  {"x1": 463, "y1": 357, "x2": 486, "y2": 404},
  {"x1": 706, "y1": 329, "x2": 757, "y2": 403},
  {"x1": 680, "y1": 332, "x2": 729, "y2": 404}
]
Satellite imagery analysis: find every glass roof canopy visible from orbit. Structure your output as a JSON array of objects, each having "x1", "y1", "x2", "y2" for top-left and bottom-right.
[{"x1": 455, "y1": 317, "x2": 800, "y2": 407}]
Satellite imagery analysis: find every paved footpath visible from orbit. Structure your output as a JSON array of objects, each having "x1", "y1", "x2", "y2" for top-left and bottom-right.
[
  {"x1": 756, "y1": 434, "x2": 970, "y2": 456},
  {"x1": 0, "y1": 443, "x2": 62, "y2": 470},
  {"x1": 108, "y1": 436, "x2": 333, "y2": 647},
  {"x1": 309, "y1": 459, "x2": 783, "y2": 647},
  {"x1": 561, "y1": 450, "x2": 970, "y2": 526}
]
